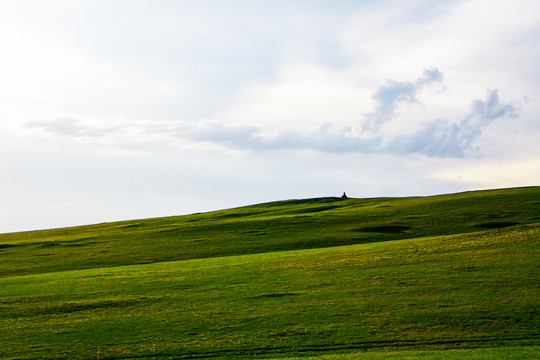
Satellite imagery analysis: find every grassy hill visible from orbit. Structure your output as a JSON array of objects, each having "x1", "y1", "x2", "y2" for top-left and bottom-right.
[{"x1": 0, "y1": 187, "x2": 538, "y2": 359}]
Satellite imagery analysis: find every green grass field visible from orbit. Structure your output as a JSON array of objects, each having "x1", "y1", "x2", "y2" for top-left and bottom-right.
[{"x1": 0, "y1": 187, "x2": 538, "y2": 359}]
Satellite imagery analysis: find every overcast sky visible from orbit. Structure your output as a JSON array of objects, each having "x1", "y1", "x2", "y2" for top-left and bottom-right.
[{"x1": 1, "y1": 0, "x2": 539, "y2": 233}]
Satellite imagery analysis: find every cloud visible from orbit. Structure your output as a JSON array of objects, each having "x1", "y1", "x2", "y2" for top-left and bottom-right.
[
  {"x1": 176, "y1": 70, "x2": 515, "y2": 157},
  {"x1": 25, "y1": 118, "x2": 118, "y2": 138},
  {"x1": 362, "y1": 67, "x2": 444, "y2": 132},
  {"x1": 179, "y1": 120, "x2": 260, "y2": 147},
  {"x1": 166, "y1": 120, "x2": 379, "y2": 154},
  {"x1": 24, "y1": 70, "x2": 519, "y2": 158},
  {"x1": 388, "y1": 89, "x2": 519, "y2": 157},
  {"x1": 184, "y1": 84, "x2": 517, "y2": 157}
]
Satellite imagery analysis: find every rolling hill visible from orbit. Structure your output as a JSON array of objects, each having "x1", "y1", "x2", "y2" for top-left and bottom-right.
[{"x1": 0, "y1": 186, "x2": 538, "y2": 359}]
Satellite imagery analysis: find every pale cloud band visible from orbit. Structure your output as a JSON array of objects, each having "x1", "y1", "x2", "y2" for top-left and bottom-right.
[
  {"x1": 183, "y1": 87, "x2": 516, "y2": 157},
  {"x1": 25, "y1": 69, "x2": 519, "y2": 158}
]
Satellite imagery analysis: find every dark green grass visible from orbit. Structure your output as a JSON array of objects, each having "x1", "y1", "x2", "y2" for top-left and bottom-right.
[
  {"x1": 0, "y1": 187, "x2": 538, "y2": 359},
  {"x1": 0, "y1": 186, "x2": 538, "y2": 277}
]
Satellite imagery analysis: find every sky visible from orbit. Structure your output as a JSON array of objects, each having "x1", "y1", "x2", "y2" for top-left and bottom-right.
[{"x1": 1, "y1": 0, "x2": 539, "y2": 233}]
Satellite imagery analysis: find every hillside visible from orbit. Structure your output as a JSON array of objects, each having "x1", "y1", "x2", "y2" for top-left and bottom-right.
[
  {"x1": 1, "y1": 186, "x2": 539, "y2": 277},
  {"x1": 0, "y1": 187, "x2": 539, "y2": 359}
]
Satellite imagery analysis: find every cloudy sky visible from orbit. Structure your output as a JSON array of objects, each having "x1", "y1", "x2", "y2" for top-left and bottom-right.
[{"x1": 1, "y1": 0, "x2": 539, "y2": 233}]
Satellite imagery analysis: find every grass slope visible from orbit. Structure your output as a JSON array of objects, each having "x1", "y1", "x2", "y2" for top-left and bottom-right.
[
  {"x1": 0, "y1": 187, "x2": 538, "y2": 359},
  {"x1": 0, "y1": 186, "x2": 538, "y2": 277}
]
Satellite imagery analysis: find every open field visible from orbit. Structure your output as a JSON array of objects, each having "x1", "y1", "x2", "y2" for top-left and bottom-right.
[{"x1": 0, "y1": 187, "x2": 538, "y2": 359}]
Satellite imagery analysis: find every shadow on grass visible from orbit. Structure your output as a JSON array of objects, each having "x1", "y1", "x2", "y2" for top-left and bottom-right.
[
  {"x1": 474, "y1": 222, "x2": 520, "y2": 229},
  {"x1": 353, "y1": 225, "x2": 412, "y2": 234}
]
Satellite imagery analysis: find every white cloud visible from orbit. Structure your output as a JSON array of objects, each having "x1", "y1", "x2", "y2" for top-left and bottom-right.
[{"x1": 214, "y1": 63, "x2": 370, "y2": 130}]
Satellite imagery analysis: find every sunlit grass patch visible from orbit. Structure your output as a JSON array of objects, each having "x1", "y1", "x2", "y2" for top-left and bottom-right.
[{"x1": 274, "y1": 346, "x2": 540, "y2": 359}]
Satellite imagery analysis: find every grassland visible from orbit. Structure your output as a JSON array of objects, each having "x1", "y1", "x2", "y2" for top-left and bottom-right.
[{"x1": 0, "y1": 186, "x2": 538, "y2": 359}]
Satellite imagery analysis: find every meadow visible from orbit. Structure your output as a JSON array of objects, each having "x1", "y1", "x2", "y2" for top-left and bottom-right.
[{"x1": 0, "y1": 187, "x2": 538, "y2": 359}]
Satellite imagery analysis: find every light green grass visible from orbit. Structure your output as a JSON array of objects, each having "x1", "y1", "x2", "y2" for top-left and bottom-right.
[
  {"x1": 1, "y1": 222, "x2": 538, "y2": 359},
  {"x1": 275, "y1": 346, "x2": 540, "y2": 359}
]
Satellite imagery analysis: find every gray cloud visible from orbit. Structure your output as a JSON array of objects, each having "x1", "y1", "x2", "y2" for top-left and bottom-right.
[
  {"x1": 361, "y1": 67, "x2": 444, "y2": 131},
  {"x1": 388, "y1": 90, "x2": 519, "y2": 157},
  {"x1": 175, "y1": 121, "x2": 380, "y2": 154}
]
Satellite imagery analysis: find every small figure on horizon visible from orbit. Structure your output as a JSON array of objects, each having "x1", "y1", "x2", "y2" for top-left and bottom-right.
[{"x1": 341, "y1": 192, "x2": 348, "y2": 199}]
